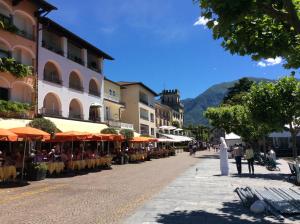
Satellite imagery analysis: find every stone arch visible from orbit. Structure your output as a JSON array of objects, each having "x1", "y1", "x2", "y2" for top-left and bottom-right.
[
  {"x1": 0, "y1": 77, "x2": 10, "y2": 89},
  {"x1": 13, "y1": 10, "x2": 35, "y2": 39},
  {"x1": 42, "y1": 92, "x2": 62, "y2": 116},
  {"x1": 69, "y1": 98, "x2": 83, "y2": 119},
  {"x1": 12, "y1": 45, "x2": 34, "y2": 66},
  {"x1": 43, "y1": 61, "x2": 62, "y2": 84},
  {"x1": 89, "y1": 78, "x2": 100, "y2": 96},
  {"x1": 69, "y1": 70, "x2": 83, "y2": 91},
  {"x1": 0, "y1": 1, "x2": 12, "y2": 17},
  {"x1": 10, "y1": 81, "x2": 33, "y2": 104}
]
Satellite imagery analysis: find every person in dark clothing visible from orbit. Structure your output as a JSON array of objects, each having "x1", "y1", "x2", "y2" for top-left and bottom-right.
[{"x1": 233, "y1": 144, "x2": 243, "y2": 175}]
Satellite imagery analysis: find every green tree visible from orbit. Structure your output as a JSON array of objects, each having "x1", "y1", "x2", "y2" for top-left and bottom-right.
[
  {"x1": 101, "y1": 128, "x2": 118, "y2": 134},
  {"x1": 29, "y1": 118, "x2": 57, "y2": 135},
  {"x1": 194, "y1": 0, "x2": 300, "y2": 68},
  {"x1": 120, "y1": 129, "x2": 134, "y2": 140},
  {"x1": 247, "y1": 75, "x2": 300, "y2": 157},
  {"x1": 223, "y1": 78, "x2": 254, "y2": 105}
]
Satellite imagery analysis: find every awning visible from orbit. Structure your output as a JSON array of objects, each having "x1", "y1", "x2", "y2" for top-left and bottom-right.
[
  {"x1": 225, "y1": 132, "x2": 241, "y2": 140},
  {"x1": 159, "y1": 126, "x2": 177, "y2": 130},
  {"x1": 46, "y1": 117, "x2": 108, "y2": 134},
  {"x1": 159, "y1": 133, "x2": 193, "y2": 142},
  {"x1": 157, "y1": 138, "x2": 179, "y2": 143},
  {"x1": 0, "y1": 118, "x2": 31, "y2": 129}
]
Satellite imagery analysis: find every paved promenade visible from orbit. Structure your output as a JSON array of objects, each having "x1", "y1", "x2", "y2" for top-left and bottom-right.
[{"x1": 125, "y1": 153, "x2": 299, "y2": 224}]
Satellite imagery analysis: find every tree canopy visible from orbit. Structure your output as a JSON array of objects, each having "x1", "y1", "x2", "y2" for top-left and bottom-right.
[
  {"x1": 29, "y1": 118, "x2": 58, "y2": 135},
  {"x1": 101, "y1": 128, "x2": 118, "y2": 135},
  {"x1": 194, "y1": 0, "x2": 300, "y2": 68}
]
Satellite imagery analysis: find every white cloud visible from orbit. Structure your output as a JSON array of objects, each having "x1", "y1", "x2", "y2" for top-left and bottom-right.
[
  {"x1": 257, "y1": 57, "x2": 282, "y2": 67},
  {"x1": 194, "y1": 16, "x2": 209, "y2": 26}
]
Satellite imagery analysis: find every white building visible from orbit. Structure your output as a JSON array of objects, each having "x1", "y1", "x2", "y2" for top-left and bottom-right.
[{"x1": 37, "y1": 17, "x2": 113, "y2": 122}]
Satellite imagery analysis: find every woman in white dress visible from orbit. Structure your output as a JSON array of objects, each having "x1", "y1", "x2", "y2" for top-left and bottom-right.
[{"x1": 219, "y1": 137, "x2": 229, "y2": 176}]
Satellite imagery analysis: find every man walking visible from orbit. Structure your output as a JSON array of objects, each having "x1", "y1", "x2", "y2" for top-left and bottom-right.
[{"x1": 233, "y1": 144, "x2": 243, "y2": 175}]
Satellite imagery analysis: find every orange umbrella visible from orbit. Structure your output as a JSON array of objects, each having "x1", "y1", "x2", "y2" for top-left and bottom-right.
[
  {"x1": 9, "y1": 127, "x2": 51, "y2": 141},
  {"x1": 130, "y1": 137, "x2": 157, "y2": 143},
  {"x1": 9, "y1": 127, "x2": 51, "y2": 180},
  {"x1": 0, "y1": 128, "x2": 18, "y2": 141},
  {"x1": 91, "y1": 134, "x2": 125, "y2": 141},
  {"x1": 54, "y1": 131, "x2": 92, "y2": 141}
]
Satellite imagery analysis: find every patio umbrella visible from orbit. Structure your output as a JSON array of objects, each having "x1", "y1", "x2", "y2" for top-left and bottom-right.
[
  {"x1": 0, "y1": 129, "x2": 18, "y2": 141},
  {"x1": 130, "y1": 137, "x2": 157, "y2": 143},
  {"x1": 54, "y1": 131, "x2": 92, "y2": 161},
  {"x1": 9, "y1": 127, "x2": 51, "y2": 180}
]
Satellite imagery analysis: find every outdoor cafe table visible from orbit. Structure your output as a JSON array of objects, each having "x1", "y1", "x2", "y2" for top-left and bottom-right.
[{"x1": 0, "y1": 166, "x2": 17, "y2": 181}]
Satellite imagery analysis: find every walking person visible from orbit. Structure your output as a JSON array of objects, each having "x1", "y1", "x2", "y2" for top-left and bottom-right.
[
  {"x1": 245, "y1": 144, "x2": 254, "y2": 175},
  {"x1": 233, "y1": 144, "x2": 243, "y2": 175}
]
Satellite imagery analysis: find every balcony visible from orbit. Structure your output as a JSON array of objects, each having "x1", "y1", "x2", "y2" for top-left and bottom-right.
[
  {"x1": 140, "y1": 115, "x2": 149, "y2": 121},
  {"x1": 67, "y1": 53, "x2": 84, "y2": 65},
  {"x1": 44, "y1": 73, "x2": 62, "y2": 85},
  {"x1": 42, "y1": 41, "x2": 64, "y2": 56},
  {"x1": 69, "y1": 113, "x2": 84, "y2": 120},
  {"x1": 69, "y1": 83, "x2": 84, "y2": 92},
  {"x1": 89, "y1": 89, "x2": 100, "y2": 97},
  {"x1": 107, "y1": 120, "x2": 134, "y2": 130},
  {"x1": 16, "y1": 29, "x2": 34, "y2": 41},
  {"x1": 88, "y1": 62, "x2": 101, "y2": 73},
  {"x1": 104, "y1": 93, "x2": 120, "y2": 103},
  {"x1": 40, "y1": 108, "x2": 62, "y2": 117}
]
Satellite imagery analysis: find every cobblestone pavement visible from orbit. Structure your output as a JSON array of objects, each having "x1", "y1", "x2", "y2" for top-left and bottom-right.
[
  {"x1": 125, "y1": 153, "x2": 300, "y2": 224},
  {"x1": 0, "y1": 152, "x2": 202, "y2": 224}
]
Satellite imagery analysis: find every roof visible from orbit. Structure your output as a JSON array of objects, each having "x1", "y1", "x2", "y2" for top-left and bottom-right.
[
  {"x1": 117, "y1": 81, "x2": 158, "y2": 96},
  {"x1": 104, "y1": 77, "x2": 121, "y2": 86},
  {"x1": 31, "y1": 0, "x2": 57, "y2": 11},
  {"x1": 39, "y1": 17, "x2": 114, "y2": 60}
]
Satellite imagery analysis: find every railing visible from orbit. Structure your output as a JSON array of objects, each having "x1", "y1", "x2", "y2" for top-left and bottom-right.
[
  {"x1": 140, "y1": 115, "x2": 149, "y2": 121},
  {"x1": 88, "y1": 63, "x2": 101, "y2": 73},
  {"x1": 89, "y1": 89, "x2": 100, "y2": 97},
  {"x1": 69, "y1": 113, "x2": 84, "y2": 120},
  {"x1": 42, "y1": 41, "x2": 64, "y2": 56},
  {"x1": 69, "y1": 83, "x2": 84, "y2": 92},
  {"x1": 67, "y1": 53, "x2": 84, "y2": 65},
  {"x1": 104, "y1": 93, "x2": 120, "y2": 103},
  {"x1": 16, "y1": 29, "x2": 34, "y2": 41},
  {"x1": 40, "y1": 108, "x2": 62, "y2": 117},
  {"x1": 44, "y1": 73, "x2": 62, "y2": 85}
]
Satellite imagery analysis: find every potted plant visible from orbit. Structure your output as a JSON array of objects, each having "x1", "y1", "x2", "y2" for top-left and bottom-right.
[{"x1": 27, "y1": 162, "x2": 48, "y2": 181}]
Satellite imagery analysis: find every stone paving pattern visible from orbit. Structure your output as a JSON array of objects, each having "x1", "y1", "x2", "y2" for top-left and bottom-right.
[
  {"x1": 0, "y1": 152, "x2": 200, "y2": 224},
  {"x1": 125, "y1": 153, "x2": 300, "y2": 224}
]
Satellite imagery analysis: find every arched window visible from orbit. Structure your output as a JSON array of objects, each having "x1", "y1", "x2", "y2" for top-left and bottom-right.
[
  {"x1": 43, "y1": 61, "x2": 62, "y2": 85},
  {"x1": 12, "y1": 47, "x2": 33, "y2": 66},
  {"x1": 69, "y1": 71, "x2": 83, "y2": 91},
  {"x1": 89, "y1": 79, "x2": 100, "y2": 96},
  {"x1": 0, "y1": 39, "x2": 11, "y2": 58},
  {"x1": 69, "y1": 99, "x2": 83, "y2": 120},
  {"x1": 42, "y1": 92, "x2": 62, "y2": 117},
  {"x1": 10, "y1": 82, "x2": 33, "y2": 104},
  {"x1": 13, "y1": 11, "x2": 35, "y2": 40}
]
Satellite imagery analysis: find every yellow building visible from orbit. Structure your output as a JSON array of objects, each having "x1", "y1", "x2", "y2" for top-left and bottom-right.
[
  {"x1": 117, "y1": 82, "x2": 158, "y2": 137},
  {"x1": 104, "y1": 78, "x2": 133, "y2": 130}
]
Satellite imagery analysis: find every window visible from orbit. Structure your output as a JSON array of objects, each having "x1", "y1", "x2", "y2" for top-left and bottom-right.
[
  {"x1": 0, "y1": 87, "x2": 9, "y2": 101},
  {"x1": 140, "y1": 108, "x2": 149, "y2": 120},
  {"x1": 113, "y1": 90, "x2": 116, "y2": 96},
  {"x1": 140, "y1": 124, "x2": 149, "y2": 135},
  {"x1": 151, "y1": 128, "x2": 154, "y2": 136},
  {"x1": 150, "y1": 113, "x2": 154, "y2": 122},
  {"x1": 139, "y1": 92, "x2": 148, "y2": 105}
]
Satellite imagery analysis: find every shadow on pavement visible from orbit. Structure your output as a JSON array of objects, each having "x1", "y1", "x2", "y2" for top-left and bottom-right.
[
  {"x1": 0, "y1": 180, "x2": 30, "y2": 188},
  {"x1": 231, "y1": 173, "x2": 290, "y2": 181},
  {"x1": 195, "y1": 155, "x2": 219, "y2": 160},
  {"x1": 156, "y1": 201, "x2": 277, "y2": 224}
]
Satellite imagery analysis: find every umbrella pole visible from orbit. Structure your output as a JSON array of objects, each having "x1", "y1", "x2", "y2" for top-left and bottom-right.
[
  {"x1": 82, "y1": 141, "x2": 85, "y2": 160},
  {"x1": 107, "y1": 141, "x2": 110, "y2": 155},
  {"x1": 71, "y1": 138, "x2": 74, "y2": 162},
  {"x1": 21, "y1": 139, "x2": 27, "y2": 181}
]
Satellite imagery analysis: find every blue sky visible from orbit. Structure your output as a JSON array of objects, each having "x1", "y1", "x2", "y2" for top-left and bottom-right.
[{"x1": 47, "y1": 0, "x2": 292, "y2": 99}]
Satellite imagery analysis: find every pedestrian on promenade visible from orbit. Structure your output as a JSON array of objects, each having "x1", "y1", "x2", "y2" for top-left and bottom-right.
[
  {"x1": 233, "y1": 144, "x2": 243, "y2": 175},
  {"x1": 219, "y1": 137, "x2": 229, "y2": 176},
  {"x1": 244, "y1": 144, "x2": 254, "y2": 175}
]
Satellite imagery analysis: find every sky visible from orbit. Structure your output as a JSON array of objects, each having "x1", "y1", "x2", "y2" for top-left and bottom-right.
[{"x1": 46, "y1": 0, "x2": 292, "y2": 99}]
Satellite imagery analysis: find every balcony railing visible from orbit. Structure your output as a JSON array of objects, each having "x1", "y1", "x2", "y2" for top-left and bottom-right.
[
  {"x1": 140, "y1": 115, "x2": 149, "y2": 121},
  {"x1": 16, "y1": 29, "x2": 34, "y2": 41},
  {"x1": 67, "y1": 53, "x2": 84, "y2": 65},
  {"x1": 40, "y1": 108, "x2": 62, "y2": 117},
  {"x1": 44, "y1": 73, "x2": 62, "y2": 85},
  {"x1": 69, "y1": 113, "x2": 84, "y2": 120},
  {"x1": 42, "y1": 41, "x2": 64, "y2": 56},
  {"x1": 88, "y1": 62, "x2": 101, "y2": 73},
  {"x1": 89, "y1": 89, "x2": 100, "y2": 97},
  {"x1": 69, "y1": 83, "x2": 84, "y2": 92},
  {"x1": 104, "y1": 93, "x2": 120, "y2": 103}
]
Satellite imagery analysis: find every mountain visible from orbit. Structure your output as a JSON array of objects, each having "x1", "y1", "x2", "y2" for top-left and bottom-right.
[{"x1": 182, "y1": 77, "x2": 271, "y2": 126}]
